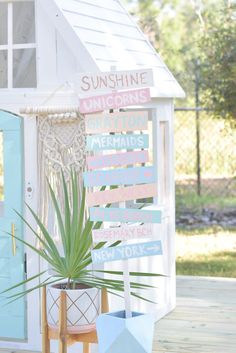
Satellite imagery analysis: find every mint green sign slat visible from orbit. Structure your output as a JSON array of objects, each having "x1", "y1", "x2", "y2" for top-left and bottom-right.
[
  {"x1": 0, "y1": 111, "x2": 25, "y2": 340},
  {"x1": 92, "y1": 240, "x2": 163, "y2": 264},
  {"x1": 89, "y1": 207, "x2": 162, "y2": 223},
  {"x1": 86, "y1": 134, "x2": 149, "y2": 151},
  {"x1": 83, "y1": 166, "x2": 156, "y2": 187}
]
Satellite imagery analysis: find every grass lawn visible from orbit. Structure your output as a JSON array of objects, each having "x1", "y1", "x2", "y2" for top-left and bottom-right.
[
  {"x1": 176, "y1": 192, "x2": 236, "y2": 216},
  {"x1": 174, "y1": 111, "x2": 236, "y2": 277},
  {"x1": 176, "y1": 227, "x2": 236, "y2": 278}
]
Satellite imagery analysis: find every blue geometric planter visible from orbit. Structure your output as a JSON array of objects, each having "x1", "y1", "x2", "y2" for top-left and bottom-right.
[{"x1": 96, "y1": 310, "x2": 155, "y2": 353}]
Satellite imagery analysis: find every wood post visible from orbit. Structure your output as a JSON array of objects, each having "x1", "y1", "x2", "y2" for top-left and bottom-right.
[
  {"x1": 101, "y1": 288, "x2": 109, "y2": 313},
  {"x1": 59, "y1": 291, "x2": 67, "y2": 353},
  {"x1": 83, "y1": 342, "x2": 90, "y2": 353},
  {"x1": 42, "y1": 286, "x2": 50, "y2": 353}
]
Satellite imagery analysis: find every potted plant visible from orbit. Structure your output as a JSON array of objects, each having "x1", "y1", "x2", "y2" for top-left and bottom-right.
[{"x1": 3, "y1": 171, "x2": 161, "y2": 336}]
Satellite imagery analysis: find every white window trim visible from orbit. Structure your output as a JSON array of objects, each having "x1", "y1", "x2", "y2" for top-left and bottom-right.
[
  {"x1": 0, "y1": 0, "x2": 36, "y2": 88},
  {"x1": 8, "y1": 2, "x2": 13, "y2": 88}
]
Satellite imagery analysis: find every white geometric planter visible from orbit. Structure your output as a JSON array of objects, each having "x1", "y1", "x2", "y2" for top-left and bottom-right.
[
  {"x1": 46, "y1": 284, "x2": 100, "y2": 333},
  {"x1": 96, "y1": 310, "x2": 155, "y2": 353}
]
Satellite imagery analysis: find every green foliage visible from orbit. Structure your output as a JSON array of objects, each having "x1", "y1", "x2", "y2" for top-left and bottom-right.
[
  {"x1": 177, "y1": 251, "x2": 236, "y2": 277},
  {"x1": 175, "y1": 111, "x2": 236, "y2": 177},
  {"x1": 176, "y1": 191, "x2": 236, "y2": 217},
  {"x1": 200, "y1": 3, "x2": 236, "y2": 120},
  {"x1": 128, "y1": 0, "x2": 236, "y2": 119},
  {"x1": 3, "y1": 171, "x2": 162, "y2": 302},
  {"x1": 176, "y1": 226, "x2": 236, "y2": 236}
]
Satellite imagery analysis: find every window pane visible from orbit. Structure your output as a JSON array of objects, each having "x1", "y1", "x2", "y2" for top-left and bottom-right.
[
  {"x1": 13, "y1": 49, "x2": 36, "y2": 88},
  {"x1": 13, "y1": 2, "x2": 35, "y2": 44},
  {"x1": 0, "y1": 3, "x2": 8, "y2": 45},
  {"x1": 0, "y1": 51, "x2": 8, "y2": 88}
]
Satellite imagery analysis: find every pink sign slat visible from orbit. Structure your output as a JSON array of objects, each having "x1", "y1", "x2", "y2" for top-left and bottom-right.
[
  {"x1": 92, "y1": 224, "x2": 154, "y2": 242},
  {"x1": 79, "y1": 88, "x2": 151, "y2": 114},
  {"x1": 86, "y1": 150, "x2": 149, "y2": 170},
  {"x1": 85, "y1": 111, "x2": 148, "y2": 134},
  {"x1": 86, "y1": 183, "x2": 157, "y2": 207}
]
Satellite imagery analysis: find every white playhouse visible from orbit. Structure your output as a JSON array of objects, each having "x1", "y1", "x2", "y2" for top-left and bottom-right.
[{"x1": 0, "y1": 0, "x2": 184, "y2": 351}]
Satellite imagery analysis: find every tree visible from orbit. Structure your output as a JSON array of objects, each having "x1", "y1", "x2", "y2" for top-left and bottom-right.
[
  {"x1": 127, "y1": 0, "x2": 236, "y2": 119},
  {"x1": 200, "y1": 2, "x2": 236, "y2": 120}
]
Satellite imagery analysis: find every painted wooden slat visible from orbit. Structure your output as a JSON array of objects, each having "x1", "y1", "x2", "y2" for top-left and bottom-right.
[
  {"x1": 89, "y1": 207, "x2": 162, "y2": 223},
  {"x1": 91, "y1": 240, "x2": 163, "y2": 264},
  {"x1": 129, "y1": 50, "x2": 160, "y2": 67},
  {"x1": 82, "y1": 42, "x2": 114, "y2": 62},
  {"x1": 83, "y1": 166, "x2": 156, "y2": 187},
  {"x1": 85, "y1": 111, "x2": 148, "y2": 134},
  {"x1": 86, "y1": 40, "x2": 153, "y2": 59},
  {"x1": 74, "y1": 27, "x2": 150, "y2": 53},
  {"x1": 60, "y1": 1, "x2": 132, "y2": 26},
  {"x1": 61, "y1": 0, "x2": 125, "y2": 12},
  {"x1": 87, "y1": 150, "x2": 149, "y2": 170},
  {"x1": 92, "y1": 224, "x2": 154, "y2": 242},
  {"x1": 73, "y1": 23, "x2": 143, "y2": 41},
  {"x1": 79, "y1": 88, "x2": 151, "y2": 113},
  {"x1": 86, "y1": 133, "x2": 149, "y2": 151},
  {"x1": 78, "y1": 69, "x2": 153, "y2": 94},
  {"x1": 86, "y1": 183, "x2": 157, "y2": 206}
]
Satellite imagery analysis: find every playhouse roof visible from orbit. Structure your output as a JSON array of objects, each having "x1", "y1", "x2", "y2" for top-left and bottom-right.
[{"x1": 41, "y1": 0, "x2": 185, "y2": 98}]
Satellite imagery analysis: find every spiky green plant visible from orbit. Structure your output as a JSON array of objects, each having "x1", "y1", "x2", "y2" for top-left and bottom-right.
[{"x1": 3, "y1": 171, "x2": 163, "y2": 302}]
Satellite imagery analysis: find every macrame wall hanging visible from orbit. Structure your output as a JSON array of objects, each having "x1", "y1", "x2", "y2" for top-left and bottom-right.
[{"x1": 37, "y1": 111, "x2": 86, "y2": 230}]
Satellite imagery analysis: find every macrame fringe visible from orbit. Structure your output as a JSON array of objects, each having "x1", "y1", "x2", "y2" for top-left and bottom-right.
[{"x1": 37, "y1": 112, "x2": 86, "y2": 235}]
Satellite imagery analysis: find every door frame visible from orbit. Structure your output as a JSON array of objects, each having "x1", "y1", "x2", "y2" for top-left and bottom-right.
[{"x1": 0, "y1": 113, "x2": 41, "y2": 351}]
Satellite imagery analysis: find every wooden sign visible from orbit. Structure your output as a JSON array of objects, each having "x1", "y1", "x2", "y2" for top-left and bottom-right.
[
  {"x1": 83, "y1": 166, "x2": 156, "y2": 187},
  {"x1": 86, "y1": 183, "x2": 157, "y2": 207},
  {"x1": 89, "y1": 207, "x2": 162, "y2": 223},
  {"x1": 85, "y1": 111, "x2": 148, "y2": 134},
  {"x1": 77, "y1": 69, "x2": 153, "y2": 94},
  {"x1": 86, "y1": 134, "x2": 149, "y2": 151},
  {"x1": 79, "y1": 88, "x2": 151, "y2": 114},
  {"x1": 86, "y1": 150, "x2": 149, "y2": 170},
  {"x1": 92, "y1": 224, "x2": 154, "y2": 242},
  {"x1": 91, "y1": 240, "x2": 162, "y2": 264}
]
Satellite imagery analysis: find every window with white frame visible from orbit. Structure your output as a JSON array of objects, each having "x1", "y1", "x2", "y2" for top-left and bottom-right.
[{"x1": 0, "y1": 0, "x2": 36, "y2": 88}]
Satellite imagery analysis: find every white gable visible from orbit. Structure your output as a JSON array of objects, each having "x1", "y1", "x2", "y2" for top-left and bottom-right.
[{"x1": 40, "y1": 0, "x2": 185, "y2": 98}]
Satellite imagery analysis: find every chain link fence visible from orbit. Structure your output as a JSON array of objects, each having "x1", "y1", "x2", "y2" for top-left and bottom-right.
[{"x1": 175, "y1": 108, "x2": 236, "y2": 216}]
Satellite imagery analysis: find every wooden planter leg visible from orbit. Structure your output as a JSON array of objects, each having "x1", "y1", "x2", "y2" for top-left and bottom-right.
[
  {"x1": 101, "y1": 288, "x2": 109, "y2": 313},
  {"x1": 83, "y1": 342, "x2": 90, "y2": 353},
  {"x1": 59, "y1": 291, "x2": 67, "y2": 353},
  {"x1": 42, "y1": 286, "x2": 50, "y2": 353}
]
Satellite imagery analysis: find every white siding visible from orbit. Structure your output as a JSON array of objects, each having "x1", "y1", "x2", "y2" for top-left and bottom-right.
[
  {"x1": 55, "y1": 0, "x2": 160, "y2": 66},
  {"x1": 50, "y1": 0, "x2": 185, "y2": 97}
]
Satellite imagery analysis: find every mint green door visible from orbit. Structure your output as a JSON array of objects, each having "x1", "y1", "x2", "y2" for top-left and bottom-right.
[{"x1": 0, "y1": 111, "x2": 26, "y2": 340}]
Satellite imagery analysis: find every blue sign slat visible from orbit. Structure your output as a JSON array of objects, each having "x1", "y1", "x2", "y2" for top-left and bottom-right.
[
  {"x1": 89, "y1": 207, "x2": 162, "y2": 223},
  {"x1": 83, "y1": 166, "x2": 156, "y2": 187},
  {"x1": 91, "y1": 241, "x2": 163, "y2": 264},
  {"x1": 86, "y1": 134, "x2": 149, "y2": 151}
]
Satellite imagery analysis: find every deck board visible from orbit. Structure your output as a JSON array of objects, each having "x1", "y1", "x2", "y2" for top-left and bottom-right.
[
  {"x1": 0, "y1": 276, "x2": 235, "y2": 353},
  {"x1": 154, "y1": 276, "x2": 236, "y2": 353}
]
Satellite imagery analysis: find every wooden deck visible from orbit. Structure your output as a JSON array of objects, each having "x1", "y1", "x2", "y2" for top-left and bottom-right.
[
  {"x1": 154, "y1": 276, "x2": 236, "y2": 353},
  {"x1": 0, "y1": 276, "x2": 235, "y2": 353}
]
